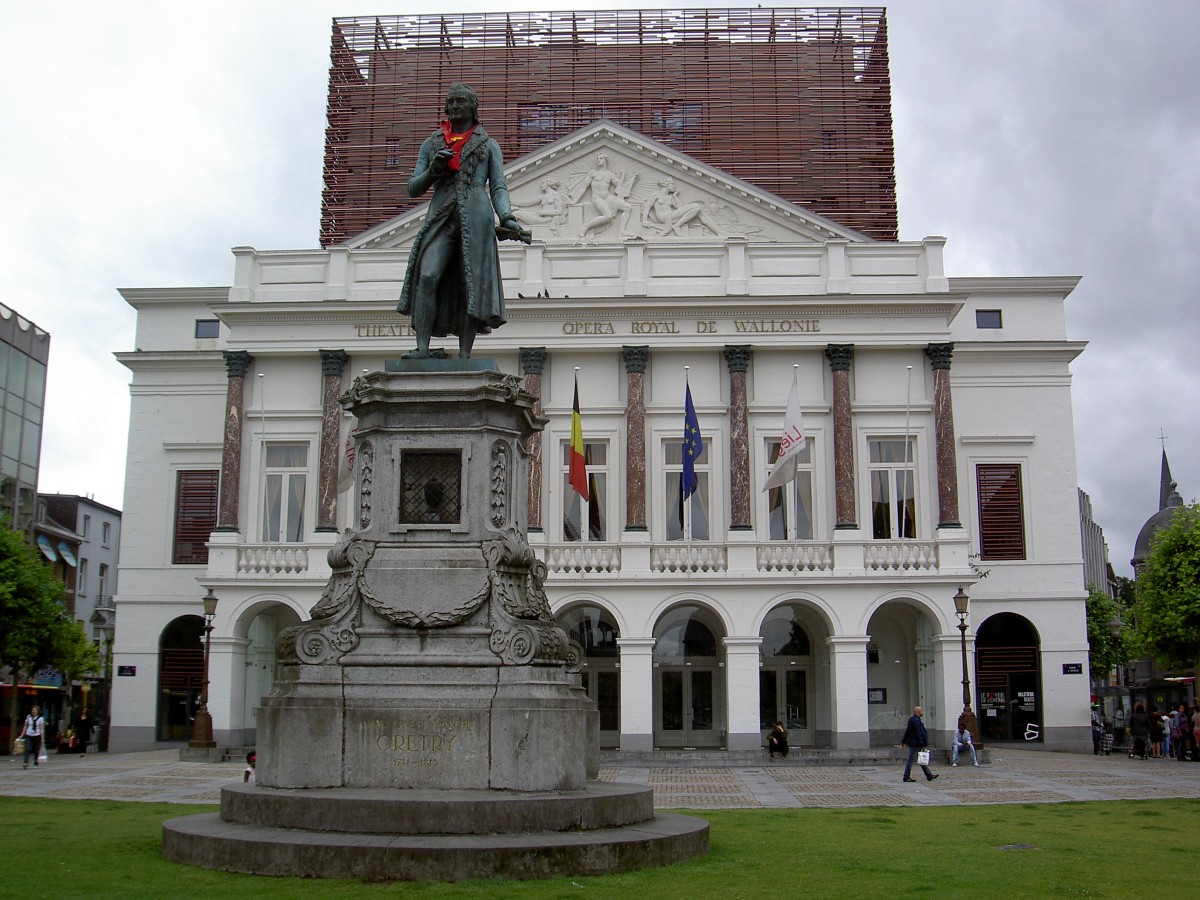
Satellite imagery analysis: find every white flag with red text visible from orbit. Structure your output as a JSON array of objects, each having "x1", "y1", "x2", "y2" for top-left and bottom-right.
[{"x1": 762, "y1": 376, "x2": 806, "y2": 492}]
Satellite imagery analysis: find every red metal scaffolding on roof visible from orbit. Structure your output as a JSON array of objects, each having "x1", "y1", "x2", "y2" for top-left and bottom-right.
[{"x1": 321, "y1": 7, "x2": 896, "y2": 247}]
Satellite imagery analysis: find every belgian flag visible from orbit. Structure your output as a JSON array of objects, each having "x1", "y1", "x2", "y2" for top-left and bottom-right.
[{"x1": 568, "y1": 375, "x2": 588, "y2": 500}]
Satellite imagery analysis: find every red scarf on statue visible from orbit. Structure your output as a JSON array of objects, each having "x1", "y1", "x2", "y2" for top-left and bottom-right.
[{"x1": 439, "y1": 121, "x2": 476, "y2": 172}]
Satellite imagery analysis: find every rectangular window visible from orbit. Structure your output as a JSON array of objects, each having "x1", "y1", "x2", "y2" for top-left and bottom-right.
[
  {"x1": 78, "y1": 557, "x2": 89, "y2": 592},
  {"x1": 82, "y1": 514, "x2": 91, "y2": 537},
  {"x1": 976, "y1": 309, "x2": 1003, "y2": 329},
  {"x1": 173, "y1": 470, "x2": 218, "y2": 564},
  {"x1": 98, "y1": 563, "x2": 108, "y2": 599},
  {"x1": 101, "y1": 521, "x2": 111, "y2": 546},
  {"x1": 766, "y1": 438, "x2": 814, "y2": 540},
  {"x1": 262, "y1": 443, "x2": 308, "y2": 542},
  {"x1": 664, "y1": 439, "x2": 710, "y2": 541},
  {"x1": 977, "y1": 464, "x2": 1026, "y2": 560},
  {"x1": 194, "y1": 319, "x2": 220, "y2": 339},
  {"x1": 869, "y1": 438, "x2": 916, "y2": 539},
  {"x1": 561, "y1": 440, "x2": 607, "y2": 541}
]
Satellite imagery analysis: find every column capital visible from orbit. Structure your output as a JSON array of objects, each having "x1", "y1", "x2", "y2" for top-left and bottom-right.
[
  {"x1": 222, "y1": 350, "x2": 253, "y2": 379},
  {"x1": 925, "y1": 342, "x2": 955, "y2": 371},
  {"x1": 622, "y1": 345, "x2": 649, "y2": 374},
  {"x1": 723, "y1": 344, "x2": 752, "y2": 373},
  {"x1": 319, "y1": 349, "x2": 349, "y2": 377},
  {"x1": 519, "y1": 347, "x2": 547, "y2": 375},
  {"x1": 825, "y1": 344, "x2": 855, "y2": 372}
]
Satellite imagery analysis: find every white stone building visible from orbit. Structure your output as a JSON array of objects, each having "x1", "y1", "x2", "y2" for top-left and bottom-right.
[{"x1": 110, "y1": 123, "x2": 1092, "y2": 753}]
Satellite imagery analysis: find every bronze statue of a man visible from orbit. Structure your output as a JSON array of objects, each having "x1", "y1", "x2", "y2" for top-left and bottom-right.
[{"x1": 397, "y1": 84, "x2": 530, "y2": 359}]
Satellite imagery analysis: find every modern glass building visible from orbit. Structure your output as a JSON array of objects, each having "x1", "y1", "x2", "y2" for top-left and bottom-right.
[{"x1": 0, "y1": 302, "x2": 49, "y2": 531}]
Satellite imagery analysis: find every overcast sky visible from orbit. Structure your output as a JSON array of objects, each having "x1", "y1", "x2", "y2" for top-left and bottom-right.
[{"x1": 4, "y1": 1, "x2": 1196, "y2": 577}]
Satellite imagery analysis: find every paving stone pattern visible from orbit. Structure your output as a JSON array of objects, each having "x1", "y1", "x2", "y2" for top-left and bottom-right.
[{"x1": 2, "y1": 748, "x2": 1199, "y2": 809}]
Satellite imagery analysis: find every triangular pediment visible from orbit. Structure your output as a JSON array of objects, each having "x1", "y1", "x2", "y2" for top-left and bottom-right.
[{"x1": 348, "y1": 120, "x2": 870, "y2": 250}]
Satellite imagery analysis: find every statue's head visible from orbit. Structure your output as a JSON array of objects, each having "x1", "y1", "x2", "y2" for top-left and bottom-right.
[{"x1": 444, "y1": 83, "x2": 479, "y2": 124}]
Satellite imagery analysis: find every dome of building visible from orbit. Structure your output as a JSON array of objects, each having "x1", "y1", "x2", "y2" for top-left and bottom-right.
[{"x1": 1131, "y1": 451, "x2": 1185, "y2": 568}]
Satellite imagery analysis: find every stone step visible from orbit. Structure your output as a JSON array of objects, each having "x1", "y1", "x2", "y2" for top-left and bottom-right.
[{"x1": 164, "y1": 810, "x2": 708, "y2": 882}]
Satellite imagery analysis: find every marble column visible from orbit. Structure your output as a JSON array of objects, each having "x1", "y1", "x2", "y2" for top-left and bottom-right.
[
  {"x1": 316, "y1": 350, "x2": 349, "y2": 532},
  {"x1": 825, "y1": 344, "x2": 857, "y2": 529},
  {"x1": 925, "y1": 343, "x2": 961, "y2": 528},
  {"x1": 724, "y1": 345, "x2": 752, "y2": 531},
  {"x1": 216, "y1": 350, "x2": 253, "y2": 532},
  {"x1": 520, "y1": 348, "x2": 548, "y2": 532},
  {"x1": 622, "y1": 346, "x2": 649, "y2": 532}
]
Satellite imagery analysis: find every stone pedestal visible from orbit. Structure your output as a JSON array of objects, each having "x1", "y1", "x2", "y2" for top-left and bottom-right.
[{"x1": 164, "y1": 365, "x2": 706, "y2": 880}]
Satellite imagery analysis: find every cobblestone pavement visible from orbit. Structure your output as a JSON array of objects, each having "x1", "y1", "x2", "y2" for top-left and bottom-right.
[{"x1": 2, "y1": 747, "x2": 1199, "y2": 808}]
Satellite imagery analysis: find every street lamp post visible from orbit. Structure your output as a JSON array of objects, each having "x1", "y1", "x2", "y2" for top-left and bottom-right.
[
  {"x1": 188, "y1": 589, "x2": 219, "y2": 749},
  {"x1": 953, "y1": 587, "x2": 981, "y2": 747}
]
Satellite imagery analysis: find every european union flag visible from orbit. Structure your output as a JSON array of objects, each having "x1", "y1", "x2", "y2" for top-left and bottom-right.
[{"x1": 682, "y1": 383, "x2": 703, "y2": 499}]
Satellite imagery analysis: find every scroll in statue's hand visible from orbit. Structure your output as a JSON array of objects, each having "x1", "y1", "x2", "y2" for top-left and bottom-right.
[{"x1": 496, "y1": 218, "x2": 533, "y2": 245}]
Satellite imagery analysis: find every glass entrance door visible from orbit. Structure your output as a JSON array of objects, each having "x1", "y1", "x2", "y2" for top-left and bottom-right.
[
  {"x1": 656, "y1": 667, "x2": 719, "y2": 748},
  {"x1": 581, "y1": 667, "x2": 620, "y2": 748},
  {"x1": 759, "y1": 668, "x2": 811, "y2": 746}
]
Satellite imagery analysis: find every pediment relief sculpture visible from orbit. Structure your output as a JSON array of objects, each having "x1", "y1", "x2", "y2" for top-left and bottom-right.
[{"x1": 509, "y1": 150, "x2": 763, "y2": 244}]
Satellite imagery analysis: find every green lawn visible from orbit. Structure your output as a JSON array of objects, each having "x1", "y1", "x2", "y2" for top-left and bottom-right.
[{"x1": 2, "y1": 798, "x2": 1194, "y2": 897}]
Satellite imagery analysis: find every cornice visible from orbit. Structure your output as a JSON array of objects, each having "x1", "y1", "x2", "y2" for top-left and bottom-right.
[{"x1": 948, "y1": 276, "x2": 1082, "y2": 296}]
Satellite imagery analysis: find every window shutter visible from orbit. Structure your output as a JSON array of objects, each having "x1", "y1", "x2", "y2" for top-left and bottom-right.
[
  {"x1": 173, "y1": 470, "x2": 218, "y2": 564},
  {"x1": 976, "y1": 464, "x2": 1025, "y2": 560}
]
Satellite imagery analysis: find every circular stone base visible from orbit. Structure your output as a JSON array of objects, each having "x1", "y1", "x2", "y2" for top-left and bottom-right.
[
  {"x1": 162, "y1": 808, "x2": 708, "y2": 881},
  {"x1": 220, "y1": 780, "x2": 655, "y2": 834}
]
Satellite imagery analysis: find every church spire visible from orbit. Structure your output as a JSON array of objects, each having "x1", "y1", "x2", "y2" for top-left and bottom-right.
[{"x1": 1159, "y1": 449, "x2": 1182, "y2": 510}]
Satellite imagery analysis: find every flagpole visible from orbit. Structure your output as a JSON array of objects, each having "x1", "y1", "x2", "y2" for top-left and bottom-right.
[
  {"x1": 683, "y1": 365, "x2": 691, "y2": 546},
  {"x1": 790, "y1": 364, "x2": 801, "y2": 550},
  {"x1": 902, "y1": 364, "x2": 912, "y2": 541}
]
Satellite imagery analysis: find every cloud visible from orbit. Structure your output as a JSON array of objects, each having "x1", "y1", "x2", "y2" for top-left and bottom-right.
[{"x1": 5, "y1": 1, "x2": 1198, "y2": 577}]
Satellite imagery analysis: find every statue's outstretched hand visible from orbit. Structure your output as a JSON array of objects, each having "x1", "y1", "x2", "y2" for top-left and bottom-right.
[{"x1": 497, "y1": 218, "x2": 533, "y2": 245}]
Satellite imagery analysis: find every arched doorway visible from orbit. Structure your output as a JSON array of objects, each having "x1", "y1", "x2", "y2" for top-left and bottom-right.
[
  {"x1": 653, "y1": 604, "x2": 725, "y2": 749},
  {"x1": 556, "y1": 604, "x2": 620, "y2": 748},
  {"x1": 157, "y1": 616, "x2": 202, "y2": 742},
  {"x1": 976, "y1": 612, "x2": 1042, "y2": 742},
  {"x1": 239, "y1": 603, "x2": 303, "y2": 746},
  {"x1": 865, "y1": 600, "x2": 938, "y2": 745},
  {"x1": 759, "y1": 604, "x2": 814, "y2": 746}
]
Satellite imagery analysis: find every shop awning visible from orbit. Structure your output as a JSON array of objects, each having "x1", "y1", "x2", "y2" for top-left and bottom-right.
[
  {"x1": 35, "y1": 534, "x2": 58, "y2": 562},
  {"x1": 57, "y1": 541, "x2": 77, "y2": 567}
]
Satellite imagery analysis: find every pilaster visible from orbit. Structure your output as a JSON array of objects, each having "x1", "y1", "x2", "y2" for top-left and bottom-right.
[
  {"x1": 617, "y1": 638, "x2": 656, "y2": 752},
  {"x1": 622, "y1": 346, "x2": 649, "y2": 533},
  {"x1": 724, "y1": 637, "x2": 763, "y2": 750},
  {"x1": 828, "y1": 635, "x2": 870, "y2": 749},
  {"x1": 724, "y1": 345, "x2": 752, "y2": 532},
  {"x1": 825, "y1": 344, "x2": 857, "y2": 529},
  {"x1": 316, "y1": 350, "x2": 349, "y2": 532},
  {"x1": 925, "y1": 343, "x2": 960, "y2": 527},
  {"x1": 217, "y1": 350, "x2": 253, "y2": 532}
]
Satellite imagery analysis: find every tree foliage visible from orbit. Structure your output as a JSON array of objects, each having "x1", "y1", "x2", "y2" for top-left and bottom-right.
[
  {"x1": 0, "y1": 520, "x2": 100, "y2": 680},
  {"x1": 1085, "y1": 584, "x2": 1124, "y2": 681},
  {"x1": 1132, "y1": 503, "x2": 1200, "y2": 673}
]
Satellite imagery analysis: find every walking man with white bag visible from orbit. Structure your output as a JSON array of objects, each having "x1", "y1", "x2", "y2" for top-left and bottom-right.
[{"x1": 901, "y1": 706, "x2": 939, "y2": 783}]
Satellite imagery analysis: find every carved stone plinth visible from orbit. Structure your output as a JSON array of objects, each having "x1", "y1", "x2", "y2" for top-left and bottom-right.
[{"x1": 165, "y1": 365, "x2": 708, "y2": 879}]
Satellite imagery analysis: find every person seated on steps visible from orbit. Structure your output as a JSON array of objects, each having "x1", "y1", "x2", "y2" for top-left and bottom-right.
[
  {"x1": 767, "y1": 721, "x2": 789, "y2": 759},
  {"x1": 951, "y1": 725, "x2": 980, "y2": 767}
]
